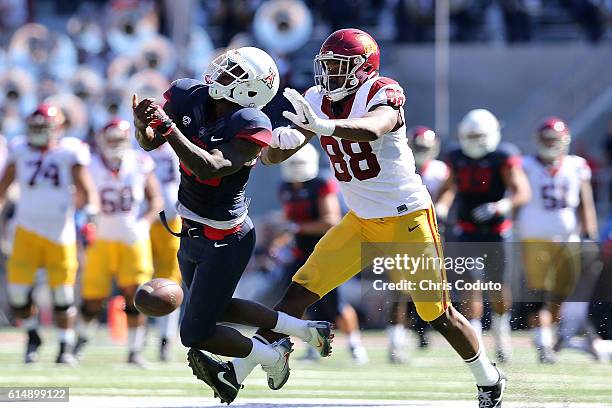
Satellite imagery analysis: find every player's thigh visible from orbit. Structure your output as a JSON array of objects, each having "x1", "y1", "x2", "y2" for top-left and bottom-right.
[
  {"x1": 43, "y1": 239, "x2": 78, "y2": 289},
  {"x1": 180, "y1": 222, "x2": 256, "y2": 342},
  {"x1": 292, "y1": 212, "x2": 362, "y2": 298},
  {"x1": 150, "y1": 219, "x2": 182, "y2": 284},
  {"x1": 551, "y1": 243, "x2": 581, "y2": 299},
  {"x1": 116, "y1": 239, "x2": 154, "y2": 288},
  {"x1": 7, "y1": 227, "x2": 43, "y2": 286},
  {"x1": 380, "y1": 208, "x2": 449, "y2": 322},
  {"x1": 82, "y1": 241, "x2": 114, "y2": 300},
  {"x1": 521, "y1": 240, "x2": 552, "y2": 291}
]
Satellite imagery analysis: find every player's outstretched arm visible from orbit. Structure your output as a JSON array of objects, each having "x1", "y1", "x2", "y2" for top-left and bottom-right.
[
  {"x1": 578, "y1": 179, "x2": 598, "y2": 240},
  {"x1": 0, "y1": 162, "x2": 15, "y2": 208},
  {"x1": 282, "y1": 88, "x2": 400, "y2": 142},
  {"x1": 260, "y1": 127, "x2": 315, "y2": 165},
  {"x1": 132, "y1": 94, "x2": 167, "y2": 151}
]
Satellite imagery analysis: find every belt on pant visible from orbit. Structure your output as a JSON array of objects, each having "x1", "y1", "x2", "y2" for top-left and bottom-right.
[{"x1": 159, "y1": 210, "x2": 242, "y2": 240}]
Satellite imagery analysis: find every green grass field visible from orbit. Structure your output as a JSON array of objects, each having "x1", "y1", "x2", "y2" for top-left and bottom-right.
[{"x1": 1, "y1": 328, "x2": 611, "y2": 407}]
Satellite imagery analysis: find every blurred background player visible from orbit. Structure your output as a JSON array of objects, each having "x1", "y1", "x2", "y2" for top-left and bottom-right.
[
  {"x1": 386, "y1": 126, "x2": 450, "y2": 362},
  {"x1": 148, "y1": 142, "x2": 182, "y2": 362},
  {"x1": 516, "y1": 117, "x2": 598, "y2": 363},
  {"x1": 437, "y1": 108, "x2": 531, "y2": 363},
  {"x1": 0, "y1": 104, "x2": 98, "y2": 365},
  {"x1": 76, "y1": 119, "x2": 163, "y2": 367},
  {"x1": 279, "y1": 143, "x2": 368, "y2": 364}
]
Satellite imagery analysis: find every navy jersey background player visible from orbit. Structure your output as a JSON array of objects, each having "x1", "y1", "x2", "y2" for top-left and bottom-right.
[
  {"x1": 278, "y1": 143, "x2": 368, "y2": 364},
  {"x1": 436, "y1": 109, "x2": 531, "y2": 363},
  {"x1": 132, "y1": 47, "x2": 333, "y2": 403}
]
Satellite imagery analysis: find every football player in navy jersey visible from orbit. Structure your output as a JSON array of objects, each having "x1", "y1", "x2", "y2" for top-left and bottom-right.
[
  {"x1": 436, "y1": 109, "x2": 531, "y2": 363},
  {"x1": 132, "y1": 47, "x2": 332, "y2": 404},
  {"x1": 279, "y1": 143, "x2": 369, "y2": 364}
]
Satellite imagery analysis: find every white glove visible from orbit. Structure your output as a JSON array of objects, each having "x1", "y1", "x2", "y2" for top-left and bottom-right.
[
  {"x1": 282, "y1": 88, "x2": 335, "y2": 136},
  {"x1": 270, "y1": 126, "x2": 306, "y2": 150},
  {"x1": 471, "y1": 198, "x2": 512, "y2": 223}
]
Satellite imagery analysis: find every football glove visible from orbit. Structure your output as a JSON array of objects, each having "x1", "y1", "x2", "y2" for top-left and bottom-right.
[
  {"x1": 471, "y1": 198, "x2": 512, "y2": 223},
  {"x1": 270, "y1": 126, "x2": 306, "y2": 150},
  {"x1": 282, "y1": 88, "x2": 335, "y2": 136}
]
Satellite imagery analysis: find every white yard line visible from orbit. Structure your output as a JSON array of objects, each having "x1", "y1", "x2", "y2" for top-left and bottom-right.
[{"x1": 1, "y1": 397, "x2": 610, "y2": 408}]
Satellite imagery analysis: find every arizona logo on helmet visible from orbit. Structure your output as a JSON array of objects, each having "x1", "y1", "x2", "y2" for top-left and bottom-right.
[{"x1": 262, "y1": 68, "x2": 276, "y2": 90}]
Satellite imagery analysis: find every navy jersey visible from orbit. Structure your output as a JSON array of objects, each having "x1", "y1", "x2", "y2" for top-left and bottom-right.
[
  {"x1": 446, "y1": 142, "x2": 521, "y2": 230},
  {"x1": 279, "y1": 176, "x2": 338, "y2": 257},
  {"x1": 163, "y1": 78, "x2": 272, "y2": 223}
]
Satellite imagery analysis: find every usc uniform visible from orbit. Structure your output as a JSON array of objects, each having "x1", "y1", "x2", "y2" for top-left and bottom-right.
[
  {"x1": 295, "y1": 76, "x2": 449, "y2": 322},
  {"x1": 7, "y1": 136, "x2": 90, "y2": 290},
  {"x1": 148, "y1": 143, "x2": 181, "y2": 284},
  {"x1": 517, "y1": 155, "x2": 589, "y2": 297},
  {"x1": 81, "y1": 151, "x2": 155, "y2": 298}
]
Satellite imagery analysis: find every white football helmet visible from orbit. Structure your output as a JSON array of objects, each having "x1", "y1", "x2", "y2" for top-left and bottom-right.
[
  {"x1": 458, "y1": 109, "x2": 501, "y2": 159},
  {"x1": 96, "y1": 119, "x2": 131, "y2": 163},
  {"x1": 281, "y1": 142, "x2": 320, "y2": 183},
  {"x1": 205, "y1": 46, "x2": 280, "y2": 109}
]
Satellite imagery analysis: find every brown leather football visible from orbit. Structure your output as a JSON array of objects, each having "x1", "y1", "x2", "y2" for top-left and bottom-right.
[{"x1": 134, "y1": 278, "x2": 183, "y2": 317}]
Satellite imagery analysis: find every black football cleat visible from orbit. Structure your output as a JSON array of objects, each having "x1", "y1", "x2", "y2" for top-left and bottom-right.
[
  {"x1": 25, "y1": 330, "x2": 42, "y2": 364},
  {"x1": 477, "y1": 364, "x2": 507, "y2": 408},
  {"x1": 160, "y1": 338, "x2": 170, "y2": 362},
  {"x1": 55, "y1": 352, "x2": 78, "y2": 367},
  {"x1": 537, "y1": 346, "x2": 557, "y2": 365},
  {"x1": 187, "y1": 348, "x2": 242, "y2": 405},
  {"x1": 73, "y1": 336, "x2": 88, "y2": 359},
  {"x1": 127, "y1": 351, "x2": 149, "y2": 369}
]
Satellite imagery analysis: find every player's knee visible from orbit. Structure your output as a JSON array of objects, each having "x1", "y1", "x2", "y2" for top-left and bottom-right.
[
  {"x1": 276, "y1": 283, "x2": 319, "y2": 315},
  {"x1": 124, "y1": 303, "x2": 141, "y2": 316},
  {"x1": 524, "y1": 301, "x2": 547, "y2": 316},
  {"x1": 7, "y1": 284, "x2": 32, "y2": 311},
  {"x1": 80, "y1": 301, "x2": 103, "y2": 319},
  {"x1": 180, "y1": 322, "x2": 215, "y2": 348},
  {"x1": 52, "y1": 285, "x2": 75, "y2": 312},
  {"x1": 416, "y1": 303, "x2": 449, "y2": 325}
]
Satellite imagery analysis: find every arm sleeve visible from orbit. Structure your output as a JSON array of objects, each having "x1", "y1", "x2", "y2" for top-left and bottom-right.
[
  {"x1": 577, "y1": 157, "x2": 592, "y2": 182},
  {"x1": 365, "y1": 77, "x2": 406, "y2": 112},
  {"x1": 233, "y1": 108, "x2": 273, "y2": 147},
  {"x1": 318, "y1": 178, "x2": 339, "y2": 196},
  {"x1": 499, "y1": 143, "x2": 522, "y2": 168}
]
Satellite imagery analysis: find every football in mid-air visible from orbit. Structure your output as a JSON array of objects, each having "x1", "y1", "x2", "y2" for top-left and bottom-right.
[{"x1": 134, "y1": 278, "x2": 184, "y2": 317}]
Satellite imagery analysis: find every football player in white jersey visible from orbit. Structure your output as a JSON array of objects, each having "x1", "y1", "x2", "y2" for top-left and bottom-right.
[
  {"x1": 517, "y1": 117, "x2": 598, "y2": 363},
  {"x1": 0, "y1": 104, "x2": 98, "y2": 365},
  {"x1": 148, "y1": 142, "x2": 182, "y2": 361},
  {"x1": 203, "y1": 29, "x2": 506, "y2": 407},
  {"x1": 75, "y1": 119, "x2": 163, "y2": 367}
]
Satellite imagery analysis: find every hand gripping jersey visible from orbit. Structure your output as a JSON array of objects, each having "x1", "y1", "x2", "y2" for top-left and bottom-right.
[
  {"x1": 148, "y1": 143, "x2": 180, "y2": 219},
  {"x1": 445, "y1": 142, "x2": 521, "y2": 231},
  {"x1": 420, "y1": 159, "x2": 450, "y2": 200},
  {"x1": 517, "y1": 155, "x2": 590, "y2": 241},
  {"x1": 89, "y1": 150, "x2": 155, "y2": 244},
  {"x1": 9, "y1": 136, "x2": 91, "y2": 244},
  {"x1": 163, "y1": 78, "x2": 272, "y2": 228},
  {"x1": 303, "y1": 76, "x2": 431, "y2": 219},
  {"x1": 279, "y1": 176, "x2": 339, "y2": 257}
]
